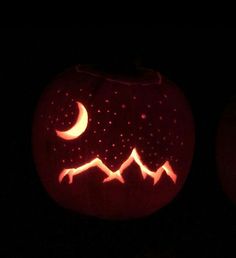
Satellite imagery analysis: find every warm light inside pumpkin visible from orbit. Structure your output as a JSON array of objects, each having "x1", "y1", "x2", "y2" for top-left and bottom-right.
[
  {"x1": 55, "y1": 102, "x2": 88, "y2": 140},
  {"x1": 32, "y1": 65, "x2": 195, "y2": 219},
  {"x1": 59, "y1": 148, "x2": 177, "y2": 185}
]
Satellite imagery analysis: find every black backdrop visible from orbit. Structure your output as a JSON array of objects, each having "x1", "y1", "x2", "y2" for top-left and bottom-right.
[{"x1": 2, "y1": 25, "x2": 236, "y2": 257}]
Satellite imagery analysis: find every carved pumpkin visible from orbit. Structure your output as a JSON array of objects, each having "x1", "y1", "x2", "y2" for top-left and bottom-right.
[
  {"x1": 32, "y1": 65, "x2": 194, "y2": 219},
  {"x1": 216, "y1": 97, "x2": 236, "y2": 204}
]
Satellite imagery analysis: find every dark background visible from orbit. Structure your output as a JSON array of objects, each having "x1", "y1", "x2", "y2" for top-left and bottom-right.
[{"x1": 1, "y1": 25, "x2": 236, "y2": 257}]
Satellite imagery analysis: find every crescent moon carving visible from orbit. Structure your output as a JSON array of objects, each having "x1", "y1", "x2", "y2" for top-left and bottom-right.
[{"x1": 55, "y1": 101, "x2": 88, "y2": 140}]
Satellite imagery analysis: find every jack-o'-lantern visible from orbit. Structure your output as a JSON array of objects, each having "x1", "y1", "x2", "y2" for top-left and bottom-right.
[
  {"x1": 32, "y1": 65, "x2": 195, "y2": 219},
  {"x1": 216, "y1": 97, "x2": 236, "y2": 204}
]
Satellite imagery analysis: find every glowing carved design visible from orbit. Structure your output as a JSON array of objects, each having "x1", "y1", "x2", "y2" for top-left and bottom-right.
[
  {"x1": 56, "y1": 102, "x2": 88, "y2": 140},
  {"x1": 59, "y1": 148, "x2": 177, "y2": 185}
]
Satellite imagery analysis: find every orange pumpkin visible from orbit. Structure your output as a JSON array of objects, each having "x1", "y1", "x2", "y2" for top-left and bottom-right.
[
  {"x1": 217, "y1": 97, "x2": 236, "y2": 204},
  {"x1": 32, "y1": 65, "x2": 195, "y2": 219}
]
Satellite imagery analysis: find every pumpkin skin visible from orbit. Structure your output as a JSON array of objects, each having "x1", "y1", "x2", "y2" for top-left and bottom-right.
[
  {"x1": 216, "y1": 97, "x2": 236, "y2": 204},
  {"x1": 32, "y1": 65, "x2": 194, "y2": 219}
]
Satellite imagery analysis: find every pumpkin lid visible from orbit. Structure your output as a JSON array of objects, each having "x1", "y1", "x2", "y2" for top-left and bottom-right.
[{"x1": 75, "y1": 64, "x2": 162, "y2": 85}]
